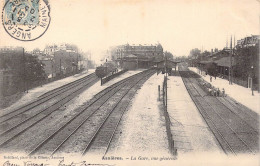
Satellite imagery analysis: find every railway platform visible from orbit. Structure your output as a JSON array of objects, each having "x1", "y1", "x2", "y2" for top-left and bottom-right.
[
  {"x1": 166, "y1": 68, "x2": 222, "y2": 155},
  {"x1": 108, "y1": 73, "x2": 170, "y2": 157},
  {"x1": 189, "y1": 67, "x2": 260, "y2": 114}
]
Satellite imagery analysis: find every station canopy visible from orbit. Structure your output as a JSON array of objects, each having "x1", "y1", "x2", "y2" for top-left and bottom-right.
[{"x1": 156, "y1": 59, "x2": 180, "y2": 68}]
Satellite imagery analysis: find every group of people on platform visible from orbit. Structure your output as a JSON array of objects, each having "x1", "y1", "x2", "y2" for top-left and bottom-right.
[
  {"x1": 208, "y1": 87, "x2": 226, "y2": 97},
  {"x1": 202, "y1": 80, "x2": 226, "y2": 97}
]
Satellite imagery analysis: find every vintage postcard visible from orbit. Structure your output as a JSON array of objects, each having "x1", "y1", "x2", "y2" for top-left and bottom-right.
[{"x1": 0, "y1": 0, "x2": 259, "y2": 165}]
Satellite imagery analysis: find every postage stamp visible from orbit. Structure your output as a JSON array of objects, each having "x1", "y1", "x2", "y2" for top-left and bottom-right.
[{"x1": 2, "y1": 0, "x2": 50, "y2": 41}]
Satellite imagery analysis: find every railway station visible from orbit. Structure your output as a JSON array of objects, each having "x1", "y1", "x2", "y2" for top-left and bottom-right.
[
  {"x1": 0, "y1": 1, "x2": 259, "y2": 165},
  {"x1": 0, "y1": 41, "x2": 259, "y2": 158}
]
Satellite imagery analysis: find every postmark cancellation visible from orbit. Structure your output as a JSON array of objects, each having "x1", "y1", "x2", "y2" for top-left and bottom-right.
[{"x1": 2, "y1": 0, "x2": 50, "y2": 41}]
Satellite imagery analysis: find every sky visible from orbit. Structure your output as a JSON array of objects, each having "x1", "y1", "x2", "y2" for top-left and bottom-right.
[{"x1": 0, "y1": 0, "x2": 259, "y2": 62}]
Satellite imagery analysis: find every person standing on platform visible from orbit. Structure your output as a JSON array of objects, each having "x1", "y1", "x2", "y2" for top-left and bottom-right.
[{"x1": 222, "y1": 88, "x2": 225, "y2": 97}]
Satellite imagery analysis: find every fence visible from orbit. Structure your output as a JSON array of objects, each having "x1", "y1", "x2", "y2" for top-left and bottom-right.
[
  {"x1": 27, "y1": 68, "x2": 85, "y2": 91},
  {"x1": 101, "y1": 69, "x2": 128, "y2": 85},
  {"x1": 221, "y1": 76, "x2": 258, "y2": 90},
  {"x1": 232, "y1": 77, "x2": 248, "y2": 88},
  {"x1": 162, "y1": 76, "x2": 176, "y2": 155},
  {"x1": 1, "y1": 68, "x2": 86, "y2": 97}
]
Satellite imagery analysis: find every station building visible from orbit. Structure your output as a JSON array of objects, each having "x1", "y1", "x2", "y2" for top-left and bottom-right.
[
  {"x1": 193, "y1": 34, "x2": 259, "y2": 89},
  {"x1": 196, "y1": 49, "x2": 233, "y2": 77},
  {"x1": 110, "y1": 44, "x2": 164, "y2": 70}
]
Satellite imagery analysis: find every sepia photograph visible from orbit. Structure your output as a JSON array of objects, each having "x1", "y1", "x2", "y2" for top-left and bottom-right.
[{"x1": 0, "y1": 0, "x2": 259, "y2": 165}]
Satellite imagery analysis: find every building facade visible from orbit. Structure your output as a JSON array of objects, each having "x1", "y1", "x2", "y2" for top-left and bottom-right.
[
  {"x1": 44, "y1": 43, "x2": 77, "y2": 56},
  {"x1": 110, "y1": 44, "x2": 164, "y2": 69},
  {"x1": 53, "y1": 50, "x2": 79, "y2": 76},
  {"x1": 111, "y1": 44, "x2": 164, "y2": 60},
  {"x1": 236, "y1": 35, "x2": 259, "y2": 48}
]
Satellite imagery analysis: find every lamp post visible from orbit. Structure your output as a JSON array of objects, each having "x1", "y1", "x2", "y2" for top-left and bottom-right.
[
  {"x1": 164, "y1": 53, "x2": 167, "y2": 77},
  {"x1": 22, "y1": 48, "x2": 27, "y2": 92},
  {"x1": 60, "y1": 58, "x2": 62, "y2": 77},
  {"x1": 51, "y1": 59, "x2": 54, "y2": 79},
  {"x1": 76, "y1": 49, "x2": 79, "y2": 73},
  {"x1": 251, "y1": 65, "x2": 254, "y2": 96},
  {"x1": 40, "y1": 64, "x2": 43, "y2": 87},
  {"x1": 120, "y1": 49, "x2": 123, "y2": 68}
]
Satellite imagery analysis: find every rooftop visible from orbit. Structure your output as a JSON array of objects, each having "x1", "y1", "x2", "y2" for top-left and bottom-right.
[{"x1": 214, "y1": 56, "x2": 236, "y2": 67}]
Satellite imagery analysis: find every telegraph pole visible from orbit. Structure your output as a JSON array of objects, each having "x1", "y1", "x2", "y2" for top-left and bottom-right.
[
  {"x1": 251, "y1": 65, "x2": 254, "y2": 96},
  {"x1": 23, "y1": 48, "x2": 27, "y2": 92},
  {"x1": 121, "y1": 49, "x2": 123, "y2": 68},
  {"x1": 53, "y1": 50, "x2": 56, "y2": 79},
  {"x1": 229, "y1": 36, "x2": 232, "y2": 85},
  {"x1": 233, "y1": 35, "x2": 235, "y2": 84},
  {"x1": 137, "y1": 56, "x2": 138, "y2": 69},
  {"x1": 76, "y1": 49, "x2": 79, "y2": 73},
  {"x1": 164, "y1": 53, "x2": 167, "y2": 77},
  {"x1": 23, "y1": 47, "x2": 25, "y2": 92},
  {"x1": 259, "y1": 15, "x2": 260, "y2": 93},
  {"x1": 60, "y1": 58, "x2": 62, "y2": 77},
  {"x1": 51, "y1": 59, "x2": 54, "y2": 79}
]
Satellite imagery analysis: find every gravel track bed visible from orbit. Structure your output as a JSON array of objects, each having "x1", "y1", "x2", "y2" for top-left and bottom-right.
[
  {"x1": 2, "y1": 70, "x2": 152, "y2": 155},
  {"x1": 0, "y1": 76, "x2": 99, "y2": 152},
  {"x1": 216, "y1": 97, "x2": 259, "y2": 132},
  {"x1": 0, "y1": 75, "x2": 97, "y2": 132},
  {"x1": 107, "y1": 73, "x2": 170, "y2": 157},
  {"x1": 0, "y1": 70, "x2": 95, "y2": 115},
  {"x1": 179, "y1": 65, "x2": 259, "y2": 154},
  {"x1": 38, "y1": 70, "x2": 155, "y2": 155},
  {"x1": 205, "y1": 97, "x2": 258, "y2": 134},
  {"x1": 1, "y1": 81, "x2": 123, "y2": 154},
  {"x1": 83, "y1": 71, "x2": 155, "y2": 155}
]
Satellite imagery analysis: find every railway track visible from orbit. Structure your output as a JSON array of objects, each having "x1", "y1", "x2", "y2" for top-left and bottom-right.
[
  {"x1": 179, "y1": 64, "x2": 259, "y2": 155},
  {"x1": 216, "y1": 97, "x2": 259, "y2": 130},
  {"x1": 0, "y1": 69, "x2": 156, "y2": 156},
  {"x1": 81, "y1": 70, "x2": 155, "y2": 156},
  {"x1": 0, "y1": 73, "x2": 97, "y2": 124},
  {"x1": 0, "y1": 73, "x2": 99, "y2": 147},
  {"x1": 38, "y1": 73, "x2": 97, "y2": 99}
]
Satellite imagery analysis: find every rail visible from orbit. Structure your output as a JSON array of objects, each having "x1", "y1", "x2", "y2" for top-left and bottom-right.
[
  {"x1": 179, "y1": 66, "x2": 258, "y2": 154},
  {"x1": 26, "y1": 69, "x2": 155, "y2": 155}
]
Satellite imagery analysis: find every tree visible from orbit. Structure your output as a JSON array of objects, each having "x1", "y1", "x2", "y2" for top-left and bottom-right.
[
  {"x1": 189, "y1": 48, "x2": 201, "y2": 58},
  {"x1": 233, "y1": 45, "x2": 258, "y2": 83},
  {"x1": 32, "y1": 48, "x2": 41, "y2": 53},
  {"x1": 175, "y1": 55, "x2": 188, "y2": 61},
  {"x1": 165, "y1": 51, "x2": 174, "y2": 60},
  {"x1": 206, "y1": 63, "x2": 217, "y2": 76},
  {"x1": 200, "y1": 50, "x2": 211, "y2": 61},
  {"x1": 24, "y1": 53, "x2": 47, "y2": 84},
  {"x1": 0, "y1": 49, "x2": 47, "y2": 95},
  {"x1": 201, "y1": 50, "x2": 211, "y2": 57}
]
